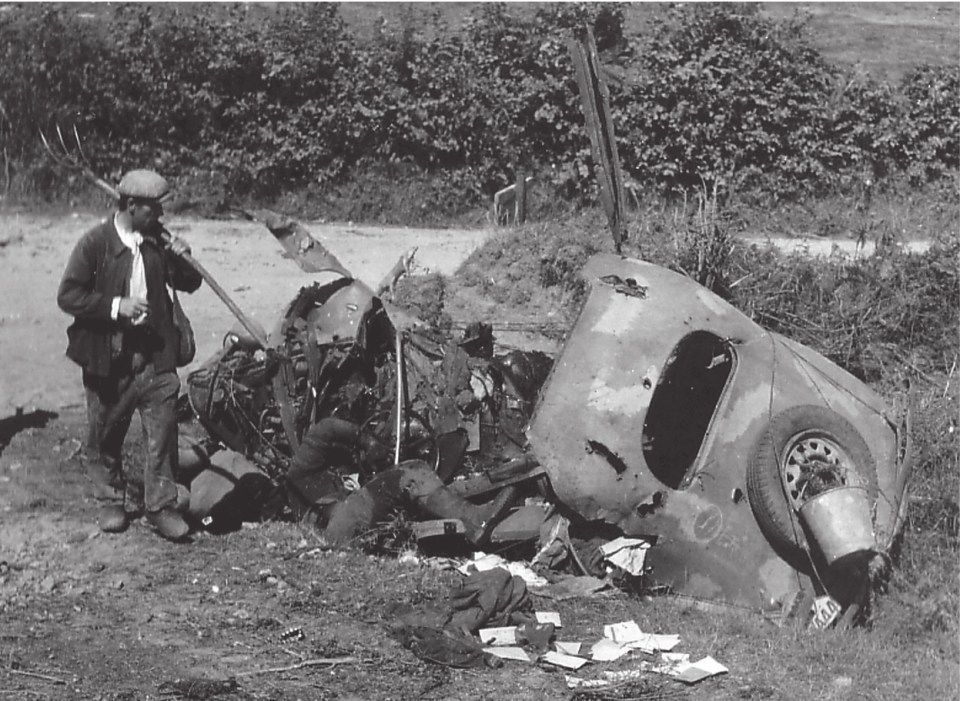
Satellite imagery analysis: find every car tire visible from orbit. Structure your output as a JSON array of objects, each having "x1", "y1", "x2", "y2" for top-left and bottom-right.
[{"x1": 746, "y1": 405, "x2": 878, "y2": 568}]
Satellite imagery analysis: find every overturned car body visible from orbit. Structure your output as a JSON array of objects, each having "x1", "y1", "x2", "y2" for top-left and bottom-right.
[
  {"x1": 529, "y1": 253, "x2": 913, "y2": 614},
  {"x1": 180, "y1": 216, "x2": 912, "y2": 622}
]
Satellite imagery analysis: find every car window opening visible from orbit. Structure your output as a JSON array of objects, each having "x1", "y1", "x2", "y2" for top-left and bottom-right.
[{"x1": 643, "y1": 331, "x2": 734, "y2": 489}]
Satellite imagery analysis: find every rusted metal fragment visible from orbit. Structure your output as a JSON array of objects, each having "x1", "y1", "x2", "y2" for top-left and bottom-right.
[{"x1": 242, "y1": 208, "x2": 352, "y2": 277}]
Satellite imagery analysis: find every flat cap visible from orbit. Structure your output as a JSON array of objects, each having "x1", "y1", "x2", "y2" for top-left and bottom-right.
[{"x1": 117, "y1": 169, "x2": 171, "y2": 201}]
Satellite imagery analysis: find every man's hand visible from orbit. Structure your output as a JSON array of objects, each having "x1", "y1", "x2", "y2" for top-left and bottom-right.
[
  {"x1": 118, "y1": 296, "x2": 149, "y2": 324},
  {"x1": 165, "y1": 236, "x2": 192, "y2": 257}
]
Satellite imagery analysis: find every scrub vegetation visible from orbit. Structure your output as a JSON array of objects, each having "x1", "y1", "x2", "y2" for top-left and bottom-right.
[
  {"x1": 0, "y1": 2, "x2": 957, "y2": 700},
  {"x1": 0, "y1": 3, "x2": 956, "y2": 219}
]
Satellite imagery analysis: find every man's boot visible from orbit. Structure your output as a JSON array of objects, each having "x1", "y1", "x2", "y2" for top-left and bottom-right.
[
  {"x1": 97, "y1": 504, "x2": 129, "y2": 533},
  {"x1": 403, "y1": 459, "x2": 517, "y2": 546},
  {"x1": 416, "y1": 486, "x2": 517, "y2": 546},
  {"x1": 146, "y1": 507, "x2": 190, "y2": 542},
  {"x1": 322, "y1": 468, "x2": 406, "y2": 545}
]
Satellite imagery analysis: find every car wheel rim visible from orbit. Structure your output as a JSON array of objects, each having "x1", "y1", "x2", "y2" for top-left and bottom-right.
[{"x1": 781, "y1": 432, "x2": 854, "y2": 509}]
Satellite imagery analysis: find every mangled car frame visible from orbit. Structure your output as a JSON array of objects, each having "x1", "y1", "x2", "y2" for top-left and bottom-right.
[{"x1": 180, "y1": 214, "x2": 913, "y2": 625}]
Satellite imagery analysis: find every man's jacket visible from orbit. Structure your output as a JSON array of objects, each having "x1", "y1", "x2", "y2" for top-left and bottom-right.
[{"x1": 57, "y1": 216, "x2": 202, "y2": 377}]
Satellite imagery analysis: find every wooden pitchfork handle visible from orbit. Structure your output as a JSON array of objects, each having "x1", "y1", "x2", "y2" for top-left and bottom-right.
[
  {"x1": 39, "y1": 128, "x2": 268, "y2": 350},
  {"x1": 158, "y1": 228, "x2": 269, "y2": 350}
]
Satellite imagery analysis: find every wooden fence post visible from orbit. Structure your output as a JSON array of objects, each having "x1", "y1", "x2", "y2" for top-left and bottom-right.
[{"x1": 515, "y1": 171, "x2": 527, "y2": 225}]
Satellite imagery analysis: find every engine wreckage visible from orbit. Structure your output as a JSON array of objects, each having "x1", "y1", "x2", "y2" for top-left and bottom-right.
[{"x1": 176, "y1": 212, "x2": 913, "y2": 627}]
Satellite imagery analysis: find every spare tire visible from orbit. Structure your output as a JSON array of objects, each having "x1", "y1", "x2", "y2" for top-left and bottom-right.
[{"x1": 746, "y1": 405, "x2": 878, "y2": 568}]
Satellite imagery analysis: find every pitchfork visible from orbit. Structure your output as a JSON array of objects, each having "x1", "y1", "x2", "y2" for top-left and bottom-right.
[{"x1": 40, "y1": 126, "x2": 268, "y2": 350}]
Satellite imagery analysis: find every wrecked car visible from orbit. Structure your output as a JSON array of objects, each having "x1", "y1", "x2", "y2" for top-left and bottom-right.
[
  {"x1": 528, "y1": 253, "x2": 913, "y2": 618},
  {"x1": 177, "y1": 215, "x2": 912, "y2": 625}
]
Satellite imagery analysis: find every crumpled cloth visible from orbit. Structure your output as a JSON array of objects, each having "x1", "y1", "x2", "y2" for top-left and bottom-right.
[
  {"x1": 390, "y1": 567, "x2": 530, "y2": 668},
  {"x1": 446, "y1": 567, "x2": 529, "y2": 635}
]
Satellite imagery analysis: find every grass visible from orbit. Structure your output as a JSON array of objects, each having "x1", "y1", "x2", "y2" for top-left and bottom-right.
[{"x1": 759, "y1": 2, "x2": 960, "y2": 84}]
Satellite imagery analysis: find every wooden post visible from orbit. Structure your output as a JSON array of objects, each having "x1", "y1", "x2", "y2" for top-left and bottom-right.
[
  {"x1": 567, "y1": 26, "x2": 628, "y2": 255},
  {"x1": 515, "y1": 172, "x2": 527, "y2": 225}
]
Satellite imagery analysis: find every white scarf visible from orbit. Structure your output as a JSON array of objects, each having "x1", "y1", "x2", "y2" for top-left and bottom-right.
[{"x1": 114, "y1": 213, "x2": 148, "y2": 325}]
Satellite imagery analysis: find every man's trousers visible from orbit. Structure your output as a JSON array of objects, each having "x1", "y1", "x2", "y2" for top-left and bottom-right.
[{"x1": 83, "y1": 362, "x2": 180, "y2": 513}]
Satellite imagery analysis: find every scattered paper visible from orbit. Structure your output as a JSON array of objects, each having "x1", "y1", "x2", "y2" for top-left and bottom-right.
[
  {"x1": 809, "y1": 595, "x2": 842, "y2": 630},
  {"x1": 555, "y1": 641, "x2": 582, "y2": 656},
  {"x1": 674, "y1": 656, "x2": 728, "y2": 684},
  {"x1": 536, "y1": 611, "x2": 562, "y2": 627},
  {"x1": 599, "y1": 536, "x2": 649, "y2": 554},
  {"x1": 484, "y1": 646, "x2": 531, "y2": 662},
  {"x1": 603, "y1": 620, "x2": 644, "y2": 643},
  {"x1": 600, "y1": 537, "x2": 651, "y2": 576},
  {"x1": 602, "y1": 620, "x2": 679, "y2": 652},
  {"x1": 458, "y1": 553, "x2": 548, "y2": 587},
  {"x1": 590, "y1": 639, "x2": 630, "y2": 662},
  {"x1": 479, "y1": 626, "x2": 518, "y2": 646},
  {"x1": 625, "y1": 633, "x2": 681, "y2": 653},
  {"x1": 542, "y1": 651, "x2": 589, "y2": 670}
]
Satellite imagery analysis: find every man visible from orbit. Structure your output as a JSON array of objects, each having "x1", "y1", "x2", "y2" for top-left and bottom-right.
[{"x1": 57, "y1": 169, "x2": 202, "y2": 541}]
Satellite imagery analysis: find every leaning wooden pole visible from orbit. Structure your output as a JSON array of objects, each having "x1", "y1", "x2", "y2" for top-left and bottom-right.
[{"x1": 567, "y1": 26, "x2": 629, "y2": 255}]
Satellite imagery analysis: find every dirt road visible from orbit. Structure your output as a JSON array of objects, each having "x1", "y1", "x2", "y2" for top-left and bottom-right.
[{"x1": 0, "y1": 212, "x2": 493, "y2": 417}]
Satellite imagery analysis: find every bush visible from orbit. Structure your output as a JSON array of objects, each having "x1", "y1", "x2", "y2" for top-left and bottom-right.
[{"x1": 1, "y1": 3, "x2": 957, "y2": 210}]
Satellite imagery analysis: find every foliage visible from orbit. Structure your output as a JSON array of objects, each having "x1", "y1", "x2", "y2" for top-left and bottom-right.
[
  {"x1": 897, "y1": 64, "x2": 960, "y2": 184},
  {"x1": 0, "y1": 3, "x2": 956, "y2": 210}
]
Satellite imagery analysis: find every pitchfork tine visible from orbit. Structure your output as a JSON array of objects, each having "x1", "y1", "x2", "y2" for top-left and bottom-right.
[
  {"x1": 39, "y1": 129, "x2": 64, "y2": 166},
  {"x1": 73, "y1": 125, "x2": 88, "y2": 164},
  {"x1": 56, "y1": 124, "x2": 69, "y2": 155}
]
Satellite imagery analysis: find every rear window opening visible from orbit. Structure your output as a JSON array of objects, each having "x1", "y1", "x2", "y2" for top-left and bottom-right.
[{"x1": 643, "y1": 331, "x2": 734, "y2": 489}]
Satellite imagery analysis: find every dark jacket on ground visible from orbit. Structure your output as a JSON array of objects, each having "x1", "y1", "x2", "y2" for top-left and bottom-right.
[{"x1": 57, "y1": 216, "x2": 202, "y2": 377}]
